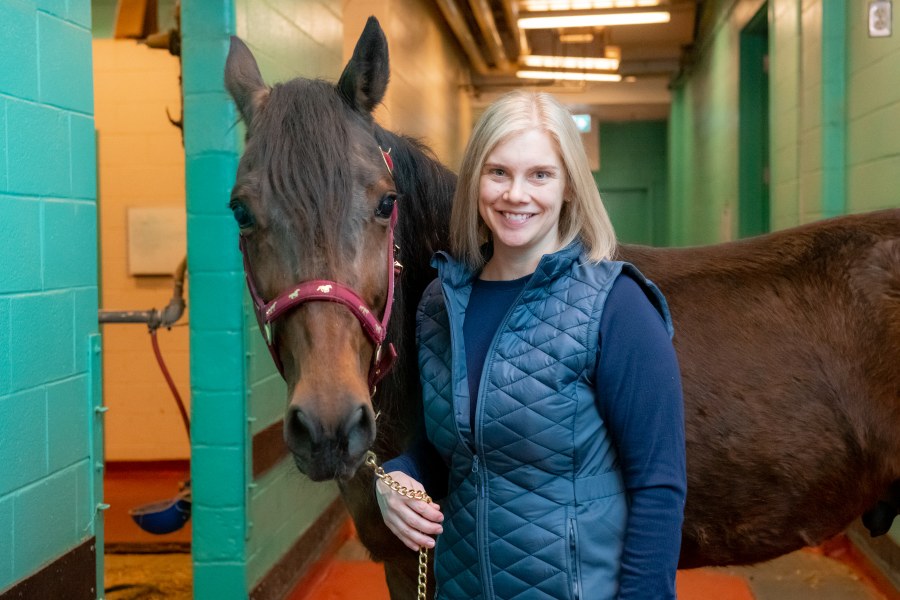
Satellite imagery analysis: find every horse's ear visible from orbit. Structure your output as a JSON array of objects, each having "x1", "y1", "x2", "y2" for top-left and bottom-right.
[
  {"x1": 337, "y1": 16, "x2": 390, "y2": 116},
  {"x1": 225, "y1": 36, "x2": 269, "y2": 127}
]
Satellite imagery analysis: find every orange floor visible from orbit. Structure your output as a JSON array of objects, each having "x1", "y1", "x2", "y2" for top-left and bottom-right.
[
  {"x1": 289, "y1": 523, "x2": 898, "y2": 600},
  {"x1": 102, "y1": 468, "x2": 897, "y2": 600}
]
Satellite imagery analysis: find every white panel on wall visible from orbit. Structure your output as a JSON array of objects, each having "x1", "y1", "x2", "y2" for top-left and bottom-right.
[{"x1": 127, "y1": 207, "x2": 186, "y2": 275}]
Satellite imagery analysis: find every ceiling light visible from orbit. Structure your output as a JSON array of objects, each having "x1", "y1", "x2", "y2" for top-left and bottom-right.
[
  {"x1": 520, "y1": 0, "x2": 662, "y2": 11},
  {"x1": 558, "y1": 33, "x2": 595, "y2": 43},
  {"x1": 516, "y1": 70, "x2": 623, "y2": 82},
  {"x1": 519, "y1": 10, "x2": 670, "y2": 29},
  {"x1": 522, "y1": 55, "x2": 620, "y2": 71}
]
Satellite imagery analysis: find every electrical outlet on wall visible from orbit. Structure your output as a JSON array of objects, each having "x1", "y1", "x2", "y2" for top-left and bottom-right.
[{"x1": 869, "y1": 1, "x2": 892, "y2": 38}]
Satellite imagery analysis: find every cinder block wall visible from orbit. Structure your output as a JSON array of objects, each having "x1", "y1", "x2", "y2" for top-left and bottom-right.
[
  {"x1": 846, "y1": 1, "x2": 900, "y2": 213},
  {"x1": 668, "y1": 0, "x2": 900, "y2": 247},
  {"x1": 0, "y1": 0, "x2": 100, "y2": 595},
  {"x1": 180, "y1": 0, "x2": 247, "y2": 597}
]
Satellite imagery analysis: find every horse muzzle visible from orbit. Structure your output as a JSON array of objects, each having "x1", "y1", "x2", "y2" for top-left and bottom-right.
[{"x1": 283, "y1": 400, "x2": 376, "y2": 481}]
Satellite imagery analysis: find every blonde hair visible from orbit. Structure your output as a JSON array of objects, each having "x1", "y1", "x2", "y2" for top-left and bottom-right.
[{"x1": 449, "y1": 91, "x2": 617, "y2": 271}]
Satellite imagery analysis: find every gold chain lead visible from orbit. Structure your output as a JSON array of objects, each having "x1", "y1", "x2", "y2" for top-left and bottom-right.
[{"x1": 366, "y1": 451, "x2": 432, "y2": 600}]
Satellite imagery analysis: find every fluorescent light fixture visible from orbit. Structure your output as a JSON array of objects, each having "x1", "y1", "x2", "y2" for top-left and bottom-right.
[
  {"x1": 522, "y1": 55, "x2": 620, "y2": 71},
  {"x1": 521, "y1": 0, "x2": 662, "y2": 11},
  {"x1": 559, "y1": 33, "x2": 595, "y2": 43},
  {"x1": 517, "y1": 70, "x2": 623, "y2": 82},
  {"x1": 519, "y1": 10, "x2": 670, "y2": 29}
]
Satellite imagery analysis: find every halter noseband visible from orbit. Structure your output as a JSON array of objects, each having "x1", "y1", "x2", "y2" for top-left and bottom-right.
[{"x1": 238, "y1": 149, "x2": 399, "y2": 392}]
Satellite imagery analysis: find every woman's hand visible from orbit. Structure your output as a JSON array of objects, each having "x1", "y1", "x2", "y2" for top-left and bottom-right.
[{"x1": 376, "y1": 471, "x2": 444, "y2": 552}]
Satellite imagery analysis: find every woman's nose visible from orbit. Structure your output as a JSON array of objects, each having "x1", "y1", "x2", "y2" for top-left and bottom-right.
[{"x1": 505, "y1": 177, "x2": 525, "y2": 202}]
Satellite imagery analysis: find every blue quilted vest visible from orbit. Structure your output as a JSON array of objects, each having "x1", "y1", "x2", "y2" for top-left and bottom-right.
[{"x1": 416, "y1": 242, "x2": 673, "y2": 600}]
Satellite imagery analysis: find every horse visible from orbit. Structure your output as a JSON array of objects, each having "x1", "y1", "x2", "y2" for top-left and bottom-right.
[{"x1": 224, "y1": 16, "x2": 900, "y2": 598}]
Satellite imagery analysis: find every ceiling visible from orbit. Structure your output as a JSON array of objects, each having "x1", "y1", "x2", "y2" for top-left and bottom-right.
[{"x1": 435, "y1": 0, "x2": 701, "y2": 118}]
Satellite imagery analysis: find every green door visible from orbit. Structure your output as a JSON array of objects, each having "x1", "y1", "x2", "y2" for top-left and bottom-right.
[{"x1": 738, "y1": 3, "x2": 770, "y2": 238}]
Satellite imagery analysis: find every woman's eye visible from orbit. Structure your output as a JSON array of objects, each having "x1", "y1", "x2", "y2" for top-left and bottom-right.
[
  {"x1": 231, "y1": 201, "x2": 255, "y2": 230},
  {"x1": 375, "y1": 193, "x2": 396, "y2": 218}
]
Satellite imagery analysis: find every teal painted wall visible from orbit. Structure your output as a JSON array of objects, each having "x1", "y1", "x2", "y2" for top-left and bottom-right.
[
  {"x1": 0, "y1": 0, "x2": 101, "y2": 595},
  {"x1": 594, "y1": 121, "x2": 669, "y2": 246},
  {"x1": 181, "y1": 1, "x2": 345, "y2": 597},
  {"x1": 181, "y1": 0, "x2": 247, "y2": 597}
]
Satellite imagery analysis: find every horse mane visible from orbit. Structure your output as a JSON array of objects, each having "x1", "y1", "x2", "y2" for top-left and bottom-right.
[
  {"x1": 253, "y1": 78, "x2": 365, "y2": 271},
  {"x1": 370, "y1": 126, "x2": 457, "y2": 451}
]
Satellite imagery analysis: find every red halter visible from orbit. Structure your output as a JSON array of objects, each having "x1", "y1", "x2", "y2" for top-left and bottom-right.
[{"x1": 238, "y1": 149, "x2": 399, "y2": 391}]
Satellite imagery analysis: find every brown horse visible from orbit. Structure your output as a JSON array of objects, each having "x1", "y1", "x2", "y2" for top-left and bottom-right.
[{"x1": 224, "y1": 16, "x2": 900, "y2": 598}]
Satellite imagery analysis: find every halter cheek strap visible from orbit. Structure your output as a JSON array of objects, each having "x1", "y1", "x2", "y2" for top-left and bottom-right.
[{"x1": 239, "y1": 148, "x2": 399, "y2": 391}]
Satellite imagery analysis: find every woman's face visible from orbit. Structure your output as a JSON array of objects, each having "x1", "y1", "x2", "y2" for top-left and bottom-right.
[{"x1": 478, "y1": 128, "x2": 566, "y2": 262}]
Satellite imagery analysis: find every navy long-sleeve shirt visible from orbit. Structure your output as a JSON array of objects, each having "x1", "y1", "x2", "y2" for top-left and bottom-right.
[{"x1": 385, "y1": 272, "x2": 686, "y2": 599}]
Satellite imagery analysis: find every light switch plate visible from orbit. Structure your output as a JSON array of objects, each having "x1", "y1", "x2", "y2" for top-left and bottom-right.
[{"x1": 869, "y1": 1, "x2": 892, "y2": 37}]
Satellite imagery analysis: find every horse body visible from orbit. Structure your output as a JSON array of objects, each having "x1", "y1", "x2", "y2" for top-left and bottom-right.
[
  {"x1": 621, "y1": 213, "x2": 900, "y2": 566},
  {"x1": 225, "y1": 17, "x2": 900, "y2": 598}
]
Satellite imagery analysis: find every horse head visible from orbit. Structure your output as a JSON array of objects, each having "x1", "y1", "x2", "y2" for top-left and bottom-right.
[{"x1": 225, "y1": 17, "x2": 397, "y2": 481}]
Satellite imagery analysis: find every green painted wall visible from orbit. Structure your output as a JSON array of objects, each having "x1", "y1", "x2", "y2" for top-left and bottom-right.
[
  {"x1": 232, "y1": 0, "x2": 345, "y2": 591},
  {"x1": 667, "y1": 2, "x2": 754, "y2": 246},
  {"x1": 671, "y1": 0, "x2": 900, "y2": 246},
  {"x1": 846, "y1": 1, "x2": 900, "y2": 213},
  {"x1": 0, "y1": 0, "x2": 101, "y2": 595},
  {"x1": 594, "y1": 120, "x2": 669, "y2": 246}
]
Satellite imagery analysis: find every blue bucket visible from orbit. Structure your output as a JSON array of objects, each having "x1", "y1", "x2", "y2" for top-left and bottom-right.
[{"x1": 129, "y1": 489, "x2": 192, "y2": 535}]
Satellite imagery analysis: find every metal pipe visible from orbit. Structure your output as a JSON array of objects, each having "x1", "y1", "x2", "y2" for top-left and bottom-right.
[
  {"x1": 468, "y1": 0, "x2": 511, "y2": 70},
  {"x1": 499, "y1": 0, "x2": 526, "y2": 59},
  {"x1": 98, "y1": 310, "x2": 160, "y2": 325},
  {"x1": 434, "y1": 0, "x2": 491, "y2": 75},
  {"x1": 98, "y1": 256, "x2": 187, "y2": 331}
]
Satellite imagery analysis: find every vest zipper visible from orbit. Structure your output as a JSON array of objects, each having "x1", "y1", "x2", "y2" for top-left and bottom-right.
[
  {"x1": 472, "y1": 283, "x2": 529, "y2": 599},
  {"x1": 569, "y1": 517, "x2": 580, "y2": 600}
]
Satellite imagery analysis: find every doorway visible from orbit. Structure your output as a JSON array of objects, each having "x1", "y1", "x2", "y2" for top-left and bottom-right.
[
  {"x1": 738, "y1": 3, "x2": 770, "y2": 238},
  {"x1": 92, "y1": 0, "x2": 192, "y2": 596}
]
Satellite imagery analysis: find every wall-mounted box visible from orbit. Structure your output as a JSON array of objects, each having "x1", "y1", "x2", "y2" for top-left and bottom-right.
[{"x1": 127, "y1": 206, "x2": 186, "y2": 275}]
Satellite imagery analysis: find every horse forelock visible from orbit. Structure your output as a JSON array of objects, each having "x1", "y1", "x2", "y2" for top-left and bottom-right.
[{"x1": 247, "y1": 78, "x2": 380, "y2": 273}]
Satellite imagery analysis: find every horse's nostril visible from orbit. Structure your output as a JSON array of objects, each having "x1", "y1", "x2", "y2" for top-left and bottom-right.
[
  {"x1": 343, "y1": 406, "x2": 374, "y2": 458},
  {"x1": 286, "y1": 406, "x2": 321, "y2": 454}
]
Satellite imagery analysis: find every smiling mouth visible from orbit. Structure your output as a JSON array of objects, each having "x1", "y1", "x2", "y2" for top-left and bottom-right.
[{"x1": 502, "y1": 212, "x2": 534, "y2": 223}]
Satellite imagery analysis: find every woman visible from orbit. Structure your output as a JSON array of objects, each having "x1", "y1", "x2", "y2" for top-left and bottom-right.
[{"x1": 377, "y1": 91, "x2": 686, "y2": 599}]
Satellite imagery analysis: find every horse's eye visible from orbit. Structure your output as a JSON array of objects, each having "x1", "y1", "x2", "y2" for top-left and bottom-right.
[
  {"x1": 375, "y1": 193, "x2": 396, "y2": 219},
  {"x1": 231, "y1": 200, "x2": 255, "y2": 231}
]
